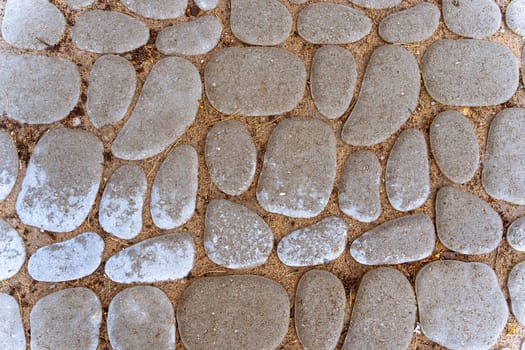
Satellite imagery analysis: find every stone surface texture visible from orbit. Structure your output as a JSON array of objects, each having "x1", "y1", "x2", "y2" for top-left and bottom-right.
[
  {"x1": 507, "y1": 217, "x2": 525, "y2": 251},
  {"x1": 509, "y1": 261, "x2": 525, "y2": 326},
  {"x1": 442, "y1": 0, "x2": 501, "y2": 38},
  {"x1": 0, "y1": 293, "x2": 25, "y2": 350},
  {"x1": 0, "y1": 131, "x2": 18, "y2": 201},
  {"x1": 121, "y1": 0, "x2": 187, "y2": 19},
  {"x1": 351, "y1": 0, "x2": 402, "y2": 9},
  {"x1": 0, "y1": 220, "x2": 25, "y2": 281},
  {"x1": 65, "y1": 0, "x2": 94, "y2": 9},
  {"x1": 506, "y1": 0, "x2": 525, "y2": 36}
]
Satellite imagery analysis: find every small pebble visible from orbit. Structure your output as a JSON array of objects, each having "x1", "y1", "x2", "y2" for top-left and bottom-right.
[
  {"x1": 0, "y1": 131, "x2": 18, "y2": 201},
  {"x1": 507, "y1": 217, "x2": 525, "y2": 251},
  {"x1": 195, "y1": 0, "x2": 218, "y2": 10},
  {"x1": 442, "y1": 0, "x2": 501, "y2": 38},
  {"x1": 0, "y1": 294, "x2": 25, "y2": 350},
  {"x1": 0, "y1": 221, "x2": 25, "y2": 281}
]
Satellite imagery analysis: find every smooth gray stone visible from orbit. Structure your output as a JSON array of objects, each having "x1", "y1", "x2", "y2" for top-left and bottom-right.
[
  {"x1": 509, "y1": 262, "x2": 525, "y2": 326},
  {"x1": 0, "y1": 221, "x2": 25, "y2": 281},
  {"x1": 2, "y1": 0, "x2": 65, "y2": 50},
  {"x1": 122, "y1": 0, "x2": 187, "y2": 19},
  {"x1": 443, "y1": 0, "x2": 501, "y2": 38},
  {"x1": 87, "y1": 55, "x2": 136, "y2": 129},
  {"x1": 506, "y1": 0, "x2": 525, "y2": 36},
  {"x1": 28, "y1": 232, "x2": 104, "y2": 282},
  {"x1": 343, "y1": 268, "x2": 416, "y2": 350},
  {"x1": 195, "y1": 0, "x2": 218, "y2": 10},
  {"x1": 310, "y1": 45, "x2": 357, "y2": 119},
  {"x1": 108, "y1": 286, "x2": 175, "y2": 350},
  {"x1": 338, "y1": 150, "x2": 381, "y2": 223},
  {"x1": 297, "y1": 3, "x2": 371, "y2": 44},
  {"x1": 350, "y1": 214, "x2": 435, "y2": 265},
  {"x1": 156, "y1": 15, "x2": 222, "y2": 56},
  {"x1": 72, "y1": 10, "x2": 149, "y2": 53},
  {"x1": 257, "y1": 118, "x2": 336, "y2": 218},
  {"x1": 507, "y1": 217, "x2": 525, "y2": 251},
  {"x1": 99, "y1": 165, "x2": 147, "y2": 239},
  {"x1": 112, "y1": 57, "x2": 201, "y2": 160},
  {"x1": 105, "y1": 233, "x2": 195, "y2": 283},
  {"x1": 378, "y1": 3, "x2": 440, "y2": 43},
  {"x1": 277, "y1": 217, "x2": 347, "y2": 267},
  {"x1": 483, "y1": 108, "x2": 525, "y2": 204},
  {"x1": 16, "y1": 128, "x2": 103, "y2": 233},
  {"x1": 422, "y1": 39, "x2": 519, "y2": 106},
  {"x1": 0, "y1": 131, "x2": 18, "y2": 201},
  {"x1": 289, "y1": 0, "x2": 307, "y2": 3},
  {"x1": 230, "y1": 0, "x2": 292, "y2": 46},
  {"x1": 0, "y1": 54, "x2": 80, "y2": 124},
  {"x1": 205, "y1": 120, "x2": 256, "y2": 196},
  {"x1": 204, "y1": 47, "x2": 306, "y2": 116},
  {"x1": 351, "y1": 0, "x2": 402, "y2": 9},
  {"x1": 385, "y1": 129, "x2": 430, "y2": 212},
  {"x1": 0, "y1": 294, "x2": 25, "y2": 350},
  {"x1": 66, "y1": 0, "x2": 94, "y2": 9},
  {"x1": 341, "y1": 45, "x2": 420, "y2": 146},
  {"x1": 30, "y1": 288, "x2": 102, "y2": 350},
  {"x1": 295, "y1": 270, "x2": 345, "y2": 350},
  {"x1": 416, "y1": 261, "x2": 508, "y2": 350},
  {"x1": 150, "y1": 145, "x2": 198, "y2": 230},
  {"x1": 177, "y1": 275, "x2": 289, "y2": 350},
  {"x1": 204, "y1": 199, "x2": 273, "y2": 269},
  {"x1": 430, "y1": 110, "x2": 479, "y2": 184}
]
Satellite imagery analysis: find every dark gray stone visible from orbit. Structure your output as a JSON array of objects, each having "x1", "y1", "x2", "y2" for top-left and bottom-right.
[
  {"x1": 0, "y1": 221, "x2": 25, "y2": 281},
  {"x1": 509, "y1": 261, "x2": 525, "y2": 326},
  {"x1": 122, "y1": 0, "x2": 187, "y2": 19},
  {"x1": 0, "y1": 294, "x2": 25, "y2": 350},
  {"x1": 0, "y1": 131, "x2": 18, "y2": 201},
  {"x1": 506, "y1": 0, "x2": 525, "y2": 36},
  {"x1": 195, "y1": 0, "x2": 218, "y2": 10},
  {"x1": 507, "y1": 217, "x2": 525, "y2": 251},
  {"x1": 378, "y1": 3, "x2": 440, "y2": 43},
  {"x1": 443, "y1": 0, "x2": 501, "y2": 38},
  {"x1": 351, "y1": 0, "x2": 402, "y2": 9}
]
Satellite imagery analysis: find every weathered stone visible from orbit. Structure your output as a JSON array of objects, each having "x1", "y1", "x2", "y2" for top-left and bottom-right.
[
  {"x1": 506, "y1": 0, "x2": 525, "y2": 36},
  {"x1": 351, "y1": 0, "x2": 402, "y2": 9},
  {"x1": 0, "y1": 131, "x2": 18, "y2": 201},
  {"x1": 66, "y1": 0, "x2": 94, "y2": 9},
  {"x1": 122, "y1": 0, "x2": 187, "y2": 19},
  {"x1": 507, "y1": 217, "x2": 525, "y2": 251},
  {"x1": 378, "y1": 3, "x2": 440, "y2": 43},
  {"x1": 0, "y1": 294, "x2": 25, "y2": 350},
  {"x1": 443, "y1": 0, "x2": 501, "y2": 38},
  {"x1": 195, "y1": 0, "x2": 218, "y2": 10},
  {"x1": 0, "y1": 221, "x2": 25, "y2": 281},
  {"x1": 509, "y1": 262, "x2": 525, "y2": 326}
]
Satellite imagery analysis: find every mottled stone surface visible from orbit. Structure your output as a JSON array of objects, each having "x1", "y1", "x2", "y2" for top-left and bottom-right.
[
  {"x1": 0, "y1": 131, "x2": 18, "y2": 201},
  {"x1": 0, "y1": 294, "x2": 25, "y2": 350},
  {"x1": 351, "y1": 0, "x2": 402, "y2": 9},
  {"x1": 506, "y1": 0, "x2": 525, "y2": 36},
  {"x1": 0, "y1": 221, "x2": 25, "y2": 281},
  {"x1": 443, "y1": 0, "x2": 501, "y2": 38},
  {"x1": 509, "y1": 262, "x2": 525, "y2": 326},
  {"x1": 378, "y1": 3, "x2": 440, "y2": 43},
  {"x1": 66, "y1": 0, "x2": 94, "y2": 9},
  {"x1": 195, "y1": 0, "x2": 218, "y2": 10},
  {"x1": 121, "y1": 0, "x2": 187, "y2": 19},
  {"x1": 507, "y1": 217, "x2": 525, "y2": 251}
]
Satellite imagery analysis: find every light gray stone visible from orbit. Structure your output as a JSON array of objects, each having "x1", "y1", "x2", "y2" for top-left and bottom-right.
[
  {"x1": 509, "y1": 261, "x2": 525, "y2": 326},
  {"x1": 343, "y1": 268, "x2": 416, "y2": 350},
  {"x1": 416, "y1": 261, "x2": 508, "y2": 350},
  {"x1": 351, "y1": 0, "x2": 402, "y2": 9},
  {"x1": 0, "y1": 131, "x2": 18, "y2": 201},
  {"x1": 30, "y1": 288, "x2": 102, "y2": 350},
  {"x1": 99, "y1": 165, "x2": 147, "y2": 239},
  {"x1": 378, "y1": 3, "x2": 440, "y2": 43},
  {"x1": 108, "y1": 286, "x2": 175, "y2": 350},
  {"x1": 507, "y1": 217, "x2": 525, "y2": 251},
  {"x1": 310, "y1": 45, "x2": 357, "y2": 119},
  {"x1": 277, "y1": 217, "x2": 347, "y2": 267},
  {"x1": 0, "y1": 54, "x2": 80, "y2": 124},
  {"x1": 341, "y1": 45, "x2": 420, "y2": 146},
  {"x1": 295, "y1": 270, "x2": 345, "y2": 350},
  {"x1": 257, "y1": 118, "x2": 336, "y2": 218},
  {"x1": 16, "y1": 128, "x2": 103, "y2": 233},
  {"x1": 422, "y1": 39, "x2": 519, "y2": 106},
  {"x1": 122, "y1": 0, "x2": 187, "y2": 19},
  {"x1": 112, "y1": 57, "x2": 201, "y2": 160},
  {"x1": 204, "y1": 199, "x2": 273, "y2": 269},
  {"x1": 66, "y1": 0, "x2": 94, "y2": 9},
  {"x1": 195, "y1": 0, "x2": 218, "y2": 10},
  {"x1": 506, "y1": 0, "x2": 525, "y2": 36},
  {"x1": 297, "y1": 3, "x2": 371, "y2": 44},
  {"x1": 443, "y1": 0, "x2": 501, "y2": 38},
  {"x1": 289, "y1": 0, "x2": 307, "y2": 3},
  {"x1": 0, "y1": 294, "x2": 25, "y2": 350},
  {"x1": 0, "y1": 221, "x2": 25, "y2": 281},
  {"x1": 204, "y1": 47, "x2": 306, "y2": 116},
  {"x1": 205, "y1": 120, "x2": 256, "y2": 196},
  {"x1": 177, "y1": 275, "x2": 289, "y2": 350}
]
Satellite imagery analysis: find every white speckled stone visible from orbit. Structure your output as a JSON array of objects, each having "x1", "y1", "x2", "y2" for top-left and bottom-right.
[
  {"x1": 195, "y1": 0, "x2": 218, "y2": 10},
  {"x1": 0, "y1": 131, "x2": 18, "y2": 201},
  {"x1": 443, "y1": 0, "x2": 501, "y2": 38},
  {"x1": 378, "y1": 3, "x2": 440, "y2": 43},
  {"x1": 507, "y1": 217, "x2": 525, "y2": 251},
  {"x1": 0, "y1": 294, "x2": 25, "y2": 350},
  {"x1": 66, "y1": 0, "x2": 94, "y2": 9},
  {"x1": 121, "y1": 0, "x2": 187, "y2": 19},
  {"x1": 0, "y1": 221, "x2": 25, "y2": 281},
  {"x1": 351, "y1": 0, "x2": 402, "y2": 9},
  {"x1": 506, "y1": 0, "x2": 525, "y2": 36}
]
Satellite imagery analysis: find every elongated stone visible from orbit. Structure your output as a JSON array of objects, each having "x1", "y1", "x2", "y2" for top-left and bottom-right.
[
  {"x1": 0, "y1": 221, "x2": 25, "y2": 281},
  {"x1": 0, "y1": 131, "x2": 18, "y2": 201},
  {"x1": 121, "y1": 0, "x2": 187, "y2": 19},
  {"x1": 0, "y1": 294, "x2": 25, "y2": 350},
  {"x1": 351, "y1": 0, "x2": 401, "y2": 9},
  {"x1": 506, "y1": 0, "x2": 525, "y2": 36},
  {"x1": 442, "y1": 0, "x2": 501, "y2": 38},
  {"x1": 378, "y1": 3, "x2": 440, "y2": 43}
]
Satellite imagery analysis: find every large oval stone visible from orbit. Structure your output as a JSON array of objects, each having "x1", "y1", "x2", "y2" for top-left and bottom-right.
[
  {"x1": 0, "y1": 294, "x2": 25, "y2": 350},
  {"x1": 0, "y1": 131, "x2": 18, "y2": 201},
  {"x1": 378, "y1": 3, "x2": 440, "y2": 43},
  {"x1": 0, "y1": 221, "x2": 25, "y2": 281},
  {"x1": 121, "y1": 0, "x2": 187, "y2": 19},
  {"x1": 442, "y1": 0, "x2": 501, "y2": 38}
]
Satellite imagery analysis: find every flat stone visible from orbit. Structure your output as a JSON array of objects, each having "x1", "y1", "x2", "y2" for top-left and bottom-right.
[
  {"x1": 205, "y1": 120, "x2": 256, "y2": 196},
  {"x1": 99, "y1": 165, "x2": 147, "y2": 239},
  {"x1": 66, "y1": 0, "x2": 94, "y2": 9},
  {"x1": 195, "y1": 0, "x2": 218, "y2": 10},
  {"x1": 378, "y1": 3, "x2": 440, "y2": 43},
  {"x1": 156, "y1": 15, "x2": 221, "y2": 56},
  {"x1": 509, "y1": 262, "x2": 525, "y2": 326},
  {"x1": 295, "y1": 270, "x2": 345, "y2": 350},
  {"x1": 257, "y1": 118, "x2": 336, "y2": 218},
  {"x1": 105, "y1": 233, "x2": 195, "y2": 283},
  {"x1": 0, "y1": 54, "x2": 81, "y2": 124},
  {"x1": 16, "y1": 128, "x2": 103, "y2": 233},
  {"x1": 150, "y1": 145, "x2": 198, "y2": 230},
  {"x1": 0, "y1": 131, "x2": 18, "y2": 201},
  {"x1": 112, "y1": 57, "x2": 201, "y2": 160},
  {"x1": 30, "y1": 288, "x2": 102, "y2": 350},
  {"x1": 122, "y1": 0, "x2": 187, "y2": 19},
  {"x1": 72, "y1": 10, "x2": 149, "y2": 53},
  {"x1": 483, "y1": 108, "x2": 525, "y2": 204},
  {"x1": 443, "y1": 0, "x2": 501, "y2": 38},
  {"x1": 343, "y1": 268, "x2": 416, "y2": 350},
  {"x1": 108, "y1": 286, "x2": 175, "y2": 350},
  {"x1": 204, "y1": 199, "x2": 273, "y2": 269},
  {"x1": 507, "y1": 217, "x2": 525, "y2": 251},
  {"x1": 351, "y1": 214, "x2": 435, "y2": 265},
  {"x1": 506, "y1": 0, "x2": 525, "y2": 36},
  {"x1": 204, "y1": 47, "x2": 306, "y2": 116},
  {"x1": 430, "y1": 111, "x2": 479, "y2": 183},
  {"x1": 351, "y1": 0, "x2": 402, "y2": 9},
  {"x1": 277, "y1": 217, "x2": 347, "y2": 267},
  {"x1": 416, "y1": 261, "x2": 508, "y2": 350},
  {"x1": 310, "y1": 45, "x2": 357, "y2": 119},
  {"x1": 28, "y1": 232, "x2": 104, "y2": 282},
  {"x1": 0, "y1": 221, "x2": 25, "y2": 281},
  {"x1": 385, "y1": 129, "x2": 430, "y2": 212},
  {"x1": 422, "y1": 39, "x2": 519, "y2": 106},
  {"x1": 177, "y1": 275, "x2": 289, "y2": 350},
  {"x1": 86, "y1": 55, "x2": 136, "y2": 129},
  {"x1": 2, "y1": 0, "x2": 65, "y2": 50},
  {"x1": 338, "y1": 150, "x2": 381, "y2": 223},
  {"x1": 0, "y1": 294, "x2": 25, "y2": 350},
  {"x1": 341, "y1": 45, "x2": 420, "y2": 146},
  {"x1": 297, "y1": 3, "x2": 371, "y2": 44},
  {"x1": 230, "y1": 0, "x2": 292, "y2": 46}
]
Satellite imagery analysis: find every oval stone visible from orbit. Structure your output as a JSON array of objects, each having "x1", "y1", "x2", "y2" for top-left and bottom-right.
[
  {"x1": 506, "y1": 0, "x2": 525, "y2": 36},
  {"x1": 507, "y1": 217, "x2": 525, "y2": 251},
  {"x1": 257, "y1": 118, "x2": 336, "y2": 218},
  {"x1": 0, "y1": 131, "x2": 18, "y2": 201},
  {"x1": 509, "y1": 262, "x2": 525, "y2": 325},
  {"x1": 28, "y1": 232, "x2": 104, "y2": 282},
  {"x1": 378, "y1": 3, "x2": 440, "y2": 43},
  {"x1": 66, "y1": 0, "x2": 94, "y2": 9},
  {"x1": 351, "y1": 0, "x2": 401, "y2": 9},
  {"x1": 121, "y1": 0, "x2": 187, "y2": 19},
  {"x1": 0, "y1": 221, "x2": 25, "y2": 281},
  {"x1": 422, "y1": 39, "x2": 519, "y2": 106},
  {"x1": 0, "y1": 294, "x2": 25, "y2": 350},
  {"x1": 204, "y1": 47, "x2": 306, "y2": 116},
  {"x1": 16, "y1": 128, "x2": 103, "y2": 233},
  {"x1": 195, "y1": 0, "x2": 218, "y2": 10},
  {"x1": 442, "y1": 0, "x2": 501, "y2": 38},
  {"x1": 297, "y1": 3, "x2": 371, "y2": 44},
  {"x1": 177, "y1": 275, "x2": 289, "y2": 350},
  {"x1": 72, "y1": 10, "x2": 149, "y2": 54},
  {"x1": 0, "y1": 54, "x2": 80, "y2": 124},
  {"x1": 341, "y1": 45, "x2": 420, "y2": 146}
]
